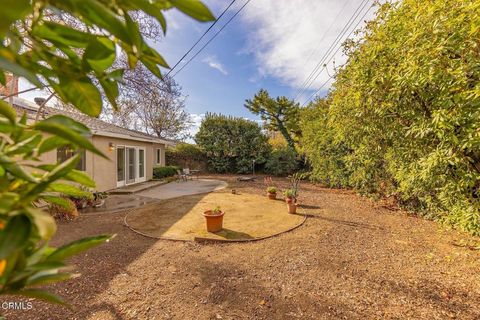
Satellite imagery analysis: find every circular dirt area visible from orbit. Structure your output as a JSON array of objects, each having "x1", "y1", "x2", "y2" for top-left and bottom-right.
[{"x1": 124, "y1": 191, "x2": 306, "y2": 241}]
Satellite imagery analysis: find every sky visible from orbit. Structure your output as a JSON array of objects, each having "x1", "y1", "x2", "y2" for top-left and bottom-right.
[{"x1": 19, "y1": 0, "x2": 378, "y2": 135}]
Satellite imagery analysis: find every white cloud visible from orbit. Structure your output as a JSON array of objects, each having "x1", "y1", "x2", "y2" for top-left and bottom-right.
[
  {"x1": 202, "y1": 55, "x2": 228, "y2": 75},
  {"x1": 241, "y1": 0, "x2": 377, "y2": 93}
]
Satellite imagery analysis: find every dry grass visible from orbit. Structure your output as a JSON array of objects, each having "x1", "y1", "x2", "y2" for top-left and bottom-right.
[{"x1": 125, "y1": 191, "x2": 305, "y2": 241}]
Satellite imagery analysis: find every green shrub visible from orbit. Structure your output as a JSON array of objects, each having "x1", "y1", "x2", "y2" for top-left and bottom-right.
[
  {"x1": 265, "y1": 146, "x2": 298, "y2": 176},
  {"x1": 300, "y1": 0, "x2": 480, "y2": 235},
  {"x1": 166, "y1": 143, "x2": 206, "y2": 168},
  {"x1": 266, "y1": 186, "x2": 277, "y2": 193},
  {"x1": 195, "y1": 113, "x2": 271, "y2": 173},
  {"x1": 153, "y1": 166, "x2": 179, "y2": 179}
]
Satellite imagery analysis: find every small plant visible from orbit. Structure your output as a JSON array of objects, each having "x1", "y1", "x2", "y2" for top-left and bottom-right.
[
  {"x1": 267, "y1": 186, "x2": 277, "y2": 194},
  {"x1": 283, "y1": 189, "x2": 296, "y2": 199},
  {"x1": 212, "y1": 206, "x2": 223, "y2": 215},
  {"x1": 49, "y1": 198, "x2": 79, "y2": 220},
  {"x1": 203, "y1": 206, "x2": 225, "y2": 232}
]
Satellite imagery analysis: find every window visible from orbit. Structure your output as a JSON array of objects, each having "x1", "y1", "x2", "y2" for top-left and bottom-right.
[
  {"x1": 57, "y1": 147, "x2": 86, "y2": 171},
  {"x1": 139, "y1": 149, "x2": 145, "y2": 178},
  {"x1": 156, "y1": 148, "x2": 162, "y2": 165}
]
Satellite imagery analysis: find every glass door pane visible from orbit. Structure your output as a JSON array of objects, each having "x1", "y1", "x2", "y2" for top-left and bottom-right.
[
  {"x1": 139, "y1": 149, "x2": 145, "y2": 178},
  {"x1": 117, "y1": 147, "x2": 125, "y2": 182},
  {"x1": 127, "y1": 147, "x2": 135, "y2": 183}
]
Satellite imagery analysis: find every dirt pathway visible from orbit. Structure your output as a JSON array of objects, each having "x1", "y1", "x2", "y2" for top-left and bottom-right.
[{"x1": 4, "y1": 175, "x2": 479, "y2": 320}]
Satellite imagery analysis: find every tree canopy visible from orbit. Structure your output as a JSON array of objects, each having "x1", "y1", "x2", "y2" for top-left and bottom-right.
[
  {"x1": 245, "y1": 89, "x2": 301, "y2": 153},
  {"x1": 195, "y1": 113, "x2": 271, "y2": 173}
]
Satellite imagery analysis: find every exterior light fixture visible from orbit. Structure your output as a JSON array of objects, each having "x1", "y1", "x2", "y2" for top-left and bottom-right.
[{"x1": 108, "y1": 142, "x2": 115, "y2": 151}]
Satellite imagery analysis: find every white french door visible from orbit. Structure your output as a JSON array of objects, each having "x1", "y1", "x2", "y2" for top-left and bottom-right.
[{"x1": 116, "y1": 146, "x2": 146, "y2": 187}]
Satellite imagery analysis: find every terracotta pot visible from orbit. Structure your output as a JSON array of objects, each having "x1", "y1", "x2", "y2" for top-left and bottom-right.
[
  {"x1": 267, "y1": 192, "x2": 277, "y2": 200},
  {"x1": 286, "y1": 198, "x2": 297, "y2": 214},
  {"x1": 203, "y1": 210, "x2": 225, "y2": 232}
]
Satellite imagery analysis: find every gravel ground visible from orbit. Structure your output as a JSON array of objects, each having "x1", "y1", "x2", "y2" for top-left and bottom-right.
[{"x1": 3, "y1": 175, "x2": 480, "y2": 320}]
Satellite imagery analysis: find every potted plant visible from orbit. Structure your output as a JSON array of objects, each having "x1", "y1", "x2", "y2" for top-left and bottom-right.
[
  {"x1": 283, "y1": 189, "x2": 297, "y2": 214},
  {"x1": 92, "y1": 191, "x2": 108, "y2": 208},
  {"x1": 266, "y1": 186, "x2": 277, "y2": 200},
  {"x1": 203, "y1": 206, "x2": 225, "y2": 232}
]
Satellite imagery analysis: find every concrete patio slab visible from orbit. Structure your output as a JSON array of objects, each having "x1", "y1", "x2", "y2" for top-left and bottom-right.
[
  {"x1": 109, "y1": 180, "x2": 167, "y2": 194},
  {"x1": 136, "y1": 179, "x2": 227, "y2": 200}
]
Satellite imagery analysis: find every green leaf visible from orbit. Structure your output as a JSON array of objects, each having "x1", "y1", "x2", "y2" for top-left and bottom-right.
[
  {"x1": 47, "y1": 235, "x2": 114, "y2": 262},
  {"x1": 40, "y1": 196, "x2": 74, "y2": 211},
  {"x1": 28, "y1": 209, "x2": 56, "y2": 240},
  {"x1": 34, "y1": 116, "x2": 106, "y2": 158},
  {"x1": 13, "y1": 289, "x2": 67, "y2": 305},
  {"x1": 56, "y1": 78, "x2": 103, "y2": 117},
  {"x1": 0, "y1": 215, "x2": 31, "y2": 260},
  {"x1": 0, "y1": 99, "x2": 17, "y2": 123},
  {"x1": 32, "y1": 22, "x2": 93, "y2": 48},
  {"x1": 99, "y1": 78, "x2": 119, "y2": 110},
  {"x1": 83, "y1": 38, "x2": 116, "y2": 73},
  {"x1": 170, "y1": 0, "x2": 215, "y2": 22},
  {"x1": 0, "y1": 57, "x2": 42, "y2": 87},
  {"x1": 130, "y1": 0, "x2": 167, "y2": 33},
  {"x1": 37, "y1": 165, "x2": 95, "y2": 188},
  {"x1": 0, "y1": 154, "x2": 38, "y2": 183},
  {"x1": 38, "y1": 136, "x2": 70, "y2": 154},
  {"x1": 43, "y1": 154, "x2": 80, "y2": 183},
  {"x1": 0, "y1": 0, "x2": 30, "y2": 36},
  {"x1": 48, "y1": 183, "x2": 93, "y2": 199},
  {"x1": 26, "y1": 272, "x2": 71, "y2": 287},
  {"x1": 65, "y1": 170, "x2": 95, "y2": 188}
]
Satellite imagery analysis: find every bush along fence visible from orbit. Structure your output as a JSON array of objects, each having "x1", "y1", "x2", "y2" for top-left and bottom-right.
[
  {"x1": 165, "y1": 143, "x2": 207, "y2": 171},
  {"x1": 153, "y1": 166, "x2": 180, "y2": 179},
  {"x1": 300, "y1": 0, "x2": 480, "y2": 236}
]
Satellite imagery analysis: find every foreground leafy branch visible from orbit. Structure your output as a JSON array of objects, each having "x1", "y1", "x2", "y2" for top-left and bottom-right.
[{"x1": 0, "y1": 0, "x2": 214, "y2": 306}]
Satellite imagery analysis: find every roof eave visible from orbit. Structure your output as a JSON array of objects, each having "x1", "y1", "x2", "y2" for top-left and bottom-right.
[{"x1": 92, "y1": 130, "x2": 175, "y2": 146}]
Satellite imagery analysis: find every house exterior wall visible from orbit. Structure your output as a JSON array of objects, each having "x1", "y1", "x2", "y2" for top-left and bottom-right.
[
  {"x1": 37, "y1": 135, "x2": 166, "y2": 192},
  {"x1": 91, "y1": 136, "x2": 166, "y2": 191}
]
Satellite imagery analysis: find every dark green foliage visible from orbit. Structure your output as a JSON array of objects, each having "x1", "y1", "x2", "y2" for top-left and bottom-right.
[
  {"x1": 166, "y1": 143, "x2": 206, "y2": 168},
  {"x1": 153, "y1": 166, "x2": 179, "y2": 179},
  {"x1": 300, "y1": 0, "x2": 480, "y2": 235},
  {"x1": 265, "y1": 146, "x2": 298, "y2": 176},
  {"x1": 195, "y1": 113, "x2": 271, "y2": 173},
  {"x1": 245, "y1": 89, "x2": 301, "y2": 153}
]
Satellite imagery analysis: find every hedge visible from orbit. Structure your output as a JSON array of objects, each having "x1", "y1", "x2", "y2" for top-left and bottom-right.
[{"x1": 153, "y1": 166, "x2": 179, "y2": 179}]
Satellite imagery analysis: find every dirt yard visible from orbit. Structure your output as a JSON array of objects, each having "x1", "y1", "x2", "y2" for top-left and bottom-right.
[{"x1": 4, "y1": 175, "x2": 480, "y2": 320}]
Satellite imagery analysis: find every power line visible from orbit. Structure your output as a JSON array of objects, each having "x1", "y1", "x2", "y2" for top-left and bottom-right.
[
  {"x1": 172, "y1": 0, "x2": 253, "y2": 78},
  {"x1": 301, "y1": 3, "x2": 375, "y2": 106},
  {"x1": 165, "y1": 0, "x2": 238, "y2": 77},
  {"x1": 293, "y1": 0, "x2": 371, "y2": 101},
  {"x1": 295, "y1": 0, "x2": 353, "y2": 85},
  {"x1": 294, "y1": 0, "x2": 370, "y2": 101}
]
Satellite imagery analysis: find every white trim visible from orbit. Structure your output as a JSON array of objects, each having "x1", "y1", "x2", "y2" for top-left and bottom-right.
[
  {"x1": 155, "y1": 148, "x2": 162, "y2": 166},
  {"x1": 137, "y1": 147, "x2": 146, "y2": 183},
  {"x1": 116, "y1": 146, "x2": 126, "y2": 187},
  {"x1": 116, "y1": 145, "x2": 147, "y2": 186}
]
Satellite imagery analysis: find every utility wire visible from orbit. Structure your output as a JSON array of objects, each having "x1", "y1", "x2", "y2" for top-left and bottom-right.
[
  {"x1": 294, "y1": 0, "x2": 352, "y2": 89},
  {"x1": 293, "y1": 0, "x2": 371, "y2": 101},
  {"x1": 294, "y1": 0, "x2": 370, "y2": 101},
  {"x1": 165, "y1": 0, "x2": 238, "y2": 77},
  {"x1": 172, "y1": 0, "x2": 253, "y2": 78},
  {"x1": 299, "y1": 0, "x2": 371, "y2": 102},
  {"x1": 301, "y1": 3, "x2": 375, "y2": 106}
]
